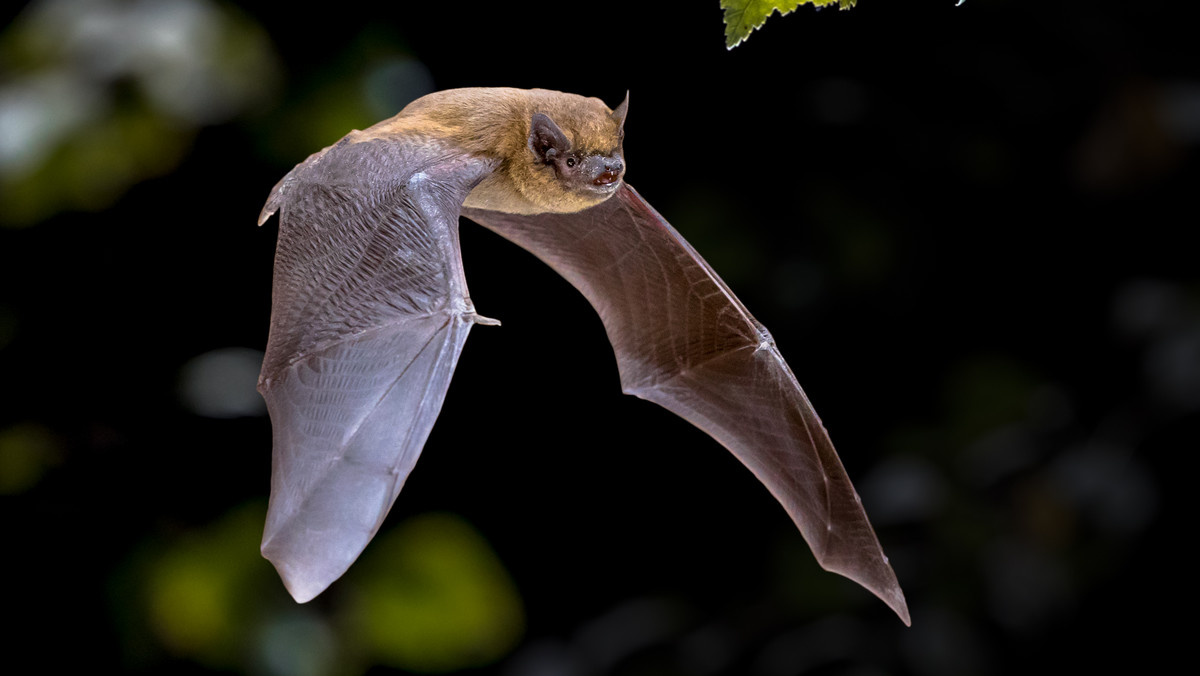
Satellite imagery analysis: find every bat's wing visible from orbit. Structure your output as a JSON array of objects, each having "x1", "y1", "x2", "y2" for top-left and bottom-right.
[
  {"x1": 463, "y1": 185, "x2": 910, "y2": 625},
  {"x1": 258, "y1": 136, "x2": 496, "y2": 602}
]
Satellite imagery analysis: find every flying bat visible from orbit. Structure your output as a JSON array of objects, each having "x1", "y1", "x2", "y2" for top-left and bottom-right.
[{"x1": 256, "y1": 87, "x2": 910, "y2": 625}]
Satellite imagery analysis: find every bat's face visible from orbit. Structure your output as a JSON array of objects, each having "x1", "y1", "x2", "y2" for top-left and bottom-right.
[
  {"x1": 513, "y1": 99, "x2": 627, "y2": 214},
  {"x1": 549, "y1": 148, "x2": 625, "y2": 199}
]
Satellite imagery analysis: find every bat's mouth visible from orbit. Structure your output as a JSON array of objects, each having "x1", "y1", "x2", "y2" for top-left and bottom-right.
[
  {"x1": 586, "y1": 179, "x2": 622, "y2": 196},
  {"x1": 593, "y1": 168, "x2": 621, "y2": 186},
  {"x1": 579, "y1": 155, "x2": 623, "y2": 195}
]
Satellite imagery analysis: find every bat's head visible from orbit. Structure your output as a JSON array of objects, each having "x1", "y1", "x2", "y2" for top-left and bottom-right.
[{"x1": 515, "y1": 91, "x2": 627, "y2": 213}]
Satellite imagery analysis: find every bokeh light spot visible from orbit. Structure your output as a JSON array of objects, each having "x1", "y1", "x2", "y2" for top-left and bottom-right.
[
  {"x1": 349, "y1": 512, "x2": 525, "y2": 672},
  {"x1": 178, "y1": 347, "x2": 267, "y2": 418},
  {"x1": 142, "y1": 502, "x2": 269, "y2": 665},
  {"x1": 0, "y1": 422, "x2": 61, "y2": 494}
]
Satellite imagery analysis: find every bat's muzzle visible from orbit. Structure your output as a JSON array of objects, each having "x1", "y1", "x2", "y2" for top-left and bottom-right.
[{"x1": 585, "y1": 155, "x2": 624, "y2": 186}]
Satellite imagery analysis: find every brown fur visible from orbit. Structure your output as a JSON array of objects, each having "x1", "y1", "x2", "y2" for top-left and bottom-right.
[{"x1": 357, "y1": 88, "x2": 624, "y2": 214}]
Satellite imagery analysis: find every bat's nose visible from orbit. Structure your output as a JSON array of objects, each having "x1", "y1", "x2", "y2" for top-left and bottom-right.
[{"x1": 593, "y1": 158, "x2": 624, "y2": 185}]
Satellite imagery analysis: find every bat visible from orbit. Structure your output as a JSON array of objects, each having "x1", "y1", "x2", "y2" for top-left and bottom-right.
[{"x1": 256, "y1": 87, "x2": 909, "y2": 625}]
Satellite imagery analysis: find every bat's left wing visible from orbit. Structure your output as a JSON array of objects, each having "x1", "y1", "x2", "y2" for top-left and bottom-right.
[
  {"x1": 464, "y1": 185, "x2": 910, "y2": 624},
  {"x1": 258, "y1": 136, "x2": 496, "y2": 602}
]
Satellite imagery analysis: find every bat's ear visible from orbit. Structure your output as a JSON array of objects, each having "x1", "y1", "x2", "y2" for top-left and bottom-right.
[
  {"x1": 611, "y1": 91, "x2": 629, "y2": 133},
  {"x1": 529, "y1": 112, "x2": 572, "y2": 163}
]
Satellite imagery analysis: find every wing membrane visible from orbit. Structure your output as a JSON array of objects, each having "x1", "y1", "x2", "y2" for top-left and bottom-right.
[
  {"x1": 464, "y1": 185, "x2": 909, "y2": 624},
  {"x1": 259, "y1": 138, "x2": 493, "y2": 602}
]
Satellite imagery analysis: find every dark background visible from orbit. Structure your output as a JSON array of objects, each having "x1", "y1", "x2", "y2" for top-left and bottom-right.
[{"x1": 1, "y1": 1, "x2": 1195, "y2": 674}]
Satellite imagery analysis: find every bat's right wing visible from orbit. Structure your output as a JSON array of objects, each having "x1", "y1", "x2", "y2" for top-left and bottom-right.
[
  {"x1": 463, "y1": 185, "x2": 910, "y2": 625},
  {"x1": 258, "y1": 137, "x2": 496, "y2": 603}
]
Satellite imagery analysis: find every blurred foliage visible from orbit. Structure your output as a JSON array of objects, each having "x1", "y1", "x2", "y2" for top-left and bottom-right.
[
  {"x1": 0, "y1": 0, "x2": 280, "y2": 226},
  {"x1": 117, "y1": 507, "x2": 522, "y2": 675},
  {"x1": 140, "y1": 502, "x2": 270, "y2": 667},
  {"x1": 348, "y1": 512, "x2": 525, "y2": 672},
  {"x1": 722, "y1": 0, "x2": 857, "y2": 49},
  {"x1": 0, "y1": 421, "x2": 60, "y2": 494},
  {"x1": 254, "y1": 28, "x2": 432, "y2": 164}
]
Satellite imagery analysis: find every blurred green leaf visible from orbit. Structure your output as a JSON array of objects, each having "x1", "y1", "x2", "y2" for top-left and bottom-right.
[
  {"x1": 348, "y1": 513, "x2": 524, "y2": 673},
  {"x1": 0, "y1": 422, "x2": 60, "y2": 494},
  {"x1": 722, "y1": 0, "x2": 857, "y2": 49},
  {"x1": 1, "y1": 106, "x2": 191, "y2": 225},
  {"x1": 142, "y1": 502, "x2": 271, "y2": 666}
]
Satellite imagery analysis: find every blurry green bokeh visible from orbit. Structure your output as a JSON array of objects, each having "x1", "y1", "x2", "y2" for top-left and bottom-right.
[
  {"x1": 142, "y1": 502, "x2": 271, "y2": 666},
  {"x1": 0, "y1": 422, "x2": 60, "y2": 494},
  {"x1": 347, "y1": 512, "x2": 525, "y2": 673},
  {"x1": 134, "y1": 510, "x2": 526, "y2": 675},
  {"x1": 0, "y1": 0, "x2": 280, "y2": 226}
]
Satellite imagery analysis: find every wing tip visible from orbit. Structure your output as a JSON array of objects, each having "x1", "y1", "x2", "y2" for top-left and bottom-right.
[
  {"x1": 843, "y1": 564, "x2": 912, "y2": 627},
  {"x1": 865, "y1": 556, "x2": 911, "y2": 626},
  {"x1": 883, "y1": 585, "x2": 912, "y2": 627},
  {"x1": 283, "y1": 579, "x2": 323, "y2": 604},
  {"x1": 261, "y1": 542, "x2": 334, "y2": 604},
  {"x1": 817, "y1": 547, "x2": 911, "y2": 626},
  {"x1": 824, "y1": 564, "x2": 911, "y2": 626}
]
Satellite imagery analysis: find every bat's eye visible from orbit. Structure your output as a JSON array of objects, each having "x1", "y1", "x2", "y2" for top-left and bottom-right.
[{"x1": 565, "y1": 157, "x2": 576, "y2": 168}]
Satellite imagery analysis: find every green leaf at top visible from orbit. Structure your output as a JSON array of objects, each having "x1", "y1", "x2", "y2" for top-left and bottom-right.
[{"x1": 722, "y1": 0, "x2": 857, "y2": 49}]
